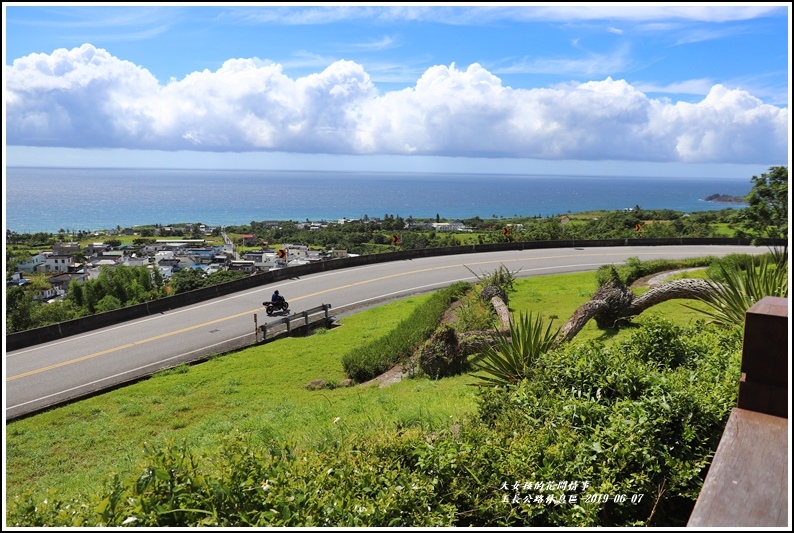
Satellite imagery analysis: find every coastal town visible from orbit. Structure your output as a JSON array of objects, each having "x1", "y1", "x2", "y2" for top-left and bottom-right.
[
  {"x1": 6, "y1": 190, "x2": 751, "y2": 305},
  {"x1": 6, "y1": 214, "x2": 488, "y2": 303}
]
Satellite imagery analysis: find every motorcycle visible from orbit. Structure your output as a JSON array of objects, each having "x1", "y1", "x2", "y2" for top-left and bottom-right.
[{"x1": 263, "y1": 299, "x2": 290, "y2": 316}]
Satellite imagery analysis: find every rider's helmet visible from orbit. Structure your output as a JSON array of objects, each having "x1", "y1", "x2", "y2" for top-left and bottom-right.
[{"x1": 274, "y1": 290, "x2": 279, "y2": 295}]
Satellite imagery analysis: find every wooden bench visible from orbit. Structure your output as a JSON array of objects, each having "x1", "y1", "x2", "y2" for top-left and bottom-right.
[{"x1": 687, "y1": 296, "x2": 789, "y2": 527}]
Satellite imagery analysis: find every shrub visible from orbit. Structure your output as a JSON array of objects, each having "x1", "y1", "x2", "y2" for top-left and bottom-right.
[
  {"x1": 341, "y1": 282, "x2": 470, "y2": 382},
  {"x1": 417, "y1": 325, "x2": 468, "y2": 379},
  {"x1": 596, "y1": 257, "x2": 716, "y2": 287},
  {"x1": 452, "y1": 293, "x2": 496, "y2": 333},
  {"x1": 705, "y1": 253, "x2": 755, "y2": 282},
  {"x1": 7, "y1": 318, "x2": 744, "y2": 527},
  {"x1": 464, "y1": 263, "x2": 519, "y2": 304}
]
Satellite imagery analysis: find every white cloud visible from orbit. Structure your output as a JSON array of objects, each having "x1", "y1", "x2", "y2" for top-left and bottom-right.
[
  {"x1": 5, "y1": 44, "x2": 788, "y2": 164},
  {"x1": 348, "y1": 35, "x2": 398, "y2": 51},
  {"x1": 509, "y1": 5, "x2": 784, "y2": 23},
  {"x1": 633, "y1": 78, "x2": 718, "y2": 96},
  {"x1": 494, "y1": 44, "x2": 633, "y2": 77},
  {"x1": 221, "y1": 5, "x2": 786, "y2": 25}
]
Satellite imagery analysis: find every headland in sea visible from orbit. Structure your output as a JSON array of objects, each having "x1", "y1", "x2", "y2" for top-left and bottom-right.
[{"x1": 5, "y1": 167, "x2": 751, "y2": 234}]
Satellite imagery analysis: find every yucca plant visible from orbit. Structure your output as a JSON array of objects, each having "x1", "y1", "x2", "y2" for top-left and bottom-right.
[
  {"x1": 686, "y1": 252, "x2": 789, "y2": 329},
  {"x1": 471, "y1": 311, "x2": 560, "y2": 386}
]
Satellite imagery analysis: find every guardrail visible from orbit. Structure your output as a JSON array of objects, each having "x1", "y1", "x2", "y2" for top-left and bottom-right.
[
  {"x1": 254, "y1": 304, "x2": 334, "y2": 342},
  {"x1": 6, "y1": 237, "x2": 782, "y2": 351}
]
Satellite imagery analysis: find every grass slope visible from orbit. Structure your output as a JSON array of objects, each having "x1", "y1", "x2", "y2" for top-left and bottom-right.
[{"x1": 5, "y1": 269, "x2": 714, "y2": 509}]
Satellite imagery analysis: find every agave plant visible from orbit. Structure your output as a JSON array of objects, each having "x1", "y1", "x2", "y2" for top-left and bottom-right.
[
  {"x1": 471, "y1": 311, "x2": 560, "y2": 386},
  {"x1": 686, "y1": 252, "x2": 789, "y2": 329}
]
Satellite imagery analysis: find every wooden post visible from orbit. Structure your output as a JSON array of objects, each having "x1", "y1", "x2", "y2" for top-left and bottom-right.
[
  {"x1": 254, "y1": 313, "x2": 258, "y2": 342},
  {"x1": 737, "y1": 296, "x2": 788, "y2": 418},
  {"x1": 687, "y1": 296, "x2": 789, "y2": 527}
]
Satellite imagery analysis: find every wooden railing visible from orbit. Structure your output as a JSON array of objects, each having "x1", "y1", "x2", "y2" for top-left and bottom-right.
[
  {"x1": 255, "y1": 304, "x2": 334, "y2": 342},
  {"x1": 687, "y1": 296, "x2": 789, "y2": 527}
]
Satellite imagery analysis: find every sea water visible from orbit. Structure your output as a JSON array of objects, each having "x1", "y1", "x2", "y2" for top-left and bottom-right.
[{"x1": 4, "y1": 167, "x2": 752, "y2": 234}]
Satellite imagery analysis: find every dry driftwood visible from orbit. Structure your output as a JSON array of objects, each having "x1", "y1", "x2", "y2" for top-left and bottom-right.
[{"x1": 490, "y1": 296, "x2": 511, "y2": 332}]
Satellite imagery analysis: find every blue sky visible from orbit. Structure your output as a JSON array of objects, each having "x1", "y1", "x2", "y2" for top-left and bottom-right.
[{"x1": 3, "y1": 3, "x2": 791, "y2": 178}]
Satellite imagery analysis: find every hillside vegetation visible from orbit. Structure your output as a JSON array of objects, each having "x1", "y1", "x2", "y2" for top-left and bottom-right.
[{"x1": 8, "y1": 250, "x2": 782, "y2": 527}]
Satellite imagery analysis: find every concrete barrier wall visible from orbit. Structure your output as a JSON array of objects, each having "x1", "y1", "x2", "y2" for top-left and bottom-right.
[{"x1": 6, "y1": 237, "x2": 771, "y2": 351}]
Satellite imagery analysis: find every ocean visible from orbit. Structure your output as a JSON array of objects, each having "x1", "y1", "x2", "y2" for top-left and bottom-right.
[{"x1": 4, "y1": 167, "x2": 752, "y2": 234}]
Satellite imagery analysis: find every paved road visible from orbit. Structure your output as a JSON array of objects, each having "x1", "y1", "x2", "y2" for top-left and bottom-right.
[{"x1": 5, "y1": 245, "x2": 766, "y2": 420}]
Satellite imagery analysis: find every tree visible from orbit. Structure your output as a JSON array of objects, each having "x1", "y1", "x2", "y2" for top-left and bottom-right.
[
  {"x1": 71, "y1": 251, "x2": 88, "y2": 269},
  {"x1": 5, "y1": 286, "x2": 35, "y2": 333},
  {"x1": 738, "y1": 166, "x2": 788, "y2": 252},
  {"x1": 169, "y1": 268, "x2": 207, "y2": 294},
  {"x1": 557, "y1": 254, "x2": 788, "y2": 343}
]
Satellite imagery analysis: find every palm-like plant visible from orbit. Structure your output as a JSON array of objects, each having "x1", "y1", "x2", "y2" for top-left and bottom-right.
[
  {"x1": 686, "y1": 253, "x2": 788, "y2": 329},
  {"x1": 471, "y1": 311, "x2": 560, "y2": 386}
]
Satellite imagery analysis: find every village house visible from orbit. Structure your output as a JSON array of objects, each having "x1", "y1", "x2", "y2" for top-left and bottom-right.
[
  {"x1": 283, "y1": 244, "x2": 309, "y2": 260},
  {"x1": 241, "y1": 234, "x2": 259, "y2": 246},
  {"x1": 85, "y1": 242, "x2": 113, "y2": 257},
  {"x1": 123, "y1": 255, "x2": 151, "y2": 268},
  {"x1": 241, "y1": 251, "x2": 278, "y2": 271},
  {"x1": 85, "y1": 257, "x2": 122, "y2": 279},
  {"x1": 404, "y1": 220, "x2": 433, "y2": 230},
  {"x1": 228, "y1": 260, "x2": 256, "y2": 273},
  {"x1": 53, "y1": 242, "x2": 81, "y2": 256},
  {"x1": 7, "y1": 272, "x2": 27, "y2": 287},
  {"x1": 15, "y1": 253, "x2": 45, "y2": 274},
  {"x1": 184, "y1": 246, "x2": 223, "y2": 264},
  {"x1": 46, "y1": 272, "x2": 90, "y2": 299},
  {"x1": 306, "y1": 249, "x2": 325, "y2": 262},
  {"x1": 432, "y1": 221, "x2": 467, "y2": 232},
  {"x1": 42, "y1": 253, "x2": 75, "y2": 274}
]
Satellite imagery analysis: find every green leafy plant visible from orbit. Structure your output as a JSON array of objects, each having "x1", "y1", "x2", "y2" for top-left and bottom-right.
[
  {"x1": 471, "y1": 311, "x2": 560, "y2": 386},
  {"x1": 687, "y1": 254, "x2": 788, "y2": 328},
  {"x1": 341, "y1": 282, "x2": 470, "y2": 382},
  {"x1": 452, "y1": 293, "x2": 496, "y2": 333},
  {"x1": 464, "y1": 263, "x2": 520, "y2": 303}
]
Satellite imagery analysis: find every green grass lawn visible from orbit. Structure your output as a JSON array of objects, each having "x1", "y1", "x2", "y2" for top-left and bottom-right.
[{"x1": 4, "y1": 269, "x2": 717, "y2": 508}]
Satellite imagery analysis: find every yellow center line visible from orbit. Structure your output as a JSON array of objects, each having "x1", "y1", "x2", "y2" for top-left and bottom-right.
[
  {"x1": 6, "y1": 309, "x2": 264, "y2": 381},
  {"x1": 7, "y1": 251, "x2": 617, "y2": 381}
]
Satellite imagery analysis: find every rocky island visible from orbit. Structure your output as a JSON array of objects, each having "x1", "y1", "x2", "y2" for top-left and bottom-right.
[{"x1": 703, "y1": 193, "x2": 748, "y2": 204}]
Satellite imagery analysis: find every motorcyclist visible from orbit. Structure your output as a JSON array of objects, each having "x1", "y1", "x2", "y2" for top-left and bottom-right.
[{"x1": 271, "y1": 290, "x2": 285, "y2": 306}]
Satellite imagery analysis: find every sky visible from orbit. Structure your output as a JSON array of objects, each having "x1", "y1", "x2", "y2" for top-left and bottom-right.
[{"x1": 2, "y1": 2, "x2": 791, "y2": 178}]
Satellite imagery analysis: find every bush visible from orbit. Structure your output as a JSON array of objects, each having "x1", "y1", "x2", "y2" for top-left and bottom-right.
[
  {"x1": 452, "y1": 296, "x2": 496, "y2": 333},
  {"x1": 417, "y1": 325, "x2": 468, "y2": 379},
  {"x1": 341, "y1": 282, "x2": 470, "y2": 382},
  {"x1": 705, "y1": 253, "x2": 756, "y2": 282},
  {"x1": 7, "y1": 318, "x2": 744, "y2": 527},
  {"x1": 596, "y1": 257, "x2": 716, "y2": 287},
  {"x1": 465, "y1": 263, "x2": 519, "y2": 304}
]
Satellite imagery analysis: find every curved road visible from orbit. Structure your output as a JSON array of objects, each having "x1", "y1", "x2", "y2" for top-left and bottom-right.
[{"x1": 5, "y1": 245, "x2": 765, "y2": 419}]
